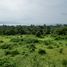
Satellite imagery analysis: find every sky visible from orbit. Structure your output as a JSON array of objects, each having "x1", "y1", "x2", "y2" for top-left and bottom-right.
[{"x1": 0, "y1": 0, "x2": 67, "y2": 25}]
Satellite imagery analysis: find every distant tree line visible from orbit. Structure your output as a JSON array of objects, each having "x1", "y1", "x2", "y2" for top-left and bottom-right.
[{"x1": 0, "y1": 24, "x2": 67, "y2": 36}]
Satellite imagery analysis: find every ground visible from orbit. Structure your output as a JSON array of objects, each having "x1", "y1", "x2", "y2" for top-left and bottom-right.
[{"x1": 0, "y1": 35, "x2": 67, "y2": 67}]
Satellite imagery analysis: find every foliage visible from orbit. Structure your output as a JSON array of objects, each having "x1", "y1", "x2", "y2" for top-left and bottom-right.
[
  {"x1": 0, "y1": 24, "x2": 67, "y2": 67},
  {"x1": 0, "y1": 24, "x2": 67, "y2": 35},
  {"x1": 0, "y1": 57, "x2": 16, "y2": 67}
]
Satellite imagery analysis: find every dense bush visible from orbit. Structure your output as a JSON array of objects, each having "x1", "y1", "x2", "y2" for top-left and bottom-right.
[
  {"x1": 0, "y1": 57, "x2": 16, "y2": 67},
  {"x1": 38, "y1": 49, "x2": 46, "y2": 55}
]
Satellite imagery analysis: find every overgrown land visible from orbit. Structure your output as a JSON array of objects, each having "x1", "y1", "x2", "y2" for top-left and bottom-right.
[{"x1": 0, "y1": 24, "x2": 67, "y2": 67}]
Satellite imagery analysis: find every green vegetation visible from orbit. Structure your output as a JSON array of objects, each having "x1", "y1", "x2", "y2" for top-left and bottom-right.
[{"x1": 0, "y1": 24, "x2": 67, "y2": 67}]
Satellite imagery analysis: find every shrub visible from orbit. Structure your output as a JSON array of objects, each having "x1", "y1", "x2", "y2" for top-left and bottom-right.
[
  {"x1": 29, "y1": 44, "x2": 36, "y2": 52},
  {"x1": 5, "y1": 49, "x2": 19, "y2": 56},
  {"x1": 5, "y1": 50, "x2": 11, "y2": 55},
  {"x1": 47, "y1": 45, "x2": 53, "y2": 49},
  {"x1": 62, "y1": 59, "x2": 67, "y2": 67},
  {"x1": 10, "y1": 38, "x2": 23, "y2": 42},
  {"x1": 55, "y1": 37, "x2": 60, "y2": 40},
  {"x1": 24, "y1": 38, "x2": 39, "y2": 43},
  {"x1": 59, "y1": 48, "x2": 63, "y2": 54},
  {"x1": 44, "y1": 40, "x2": 52, "y2": 46},
  {"x1": 55, "y1": 36, "x2": 65, "y2": 40},
  {"x1": 26, "y1": 43, "x2": 36, "y2": 53},
  {"x1": 22, "y1": 52, "x2": 25, "y2": 55},
  {"x1": 0, "y1": 43, "x2": 12, "y2": 49},
  {"x1": 22, "y1": 52, "x2": 29, "y2": 56},
  {"x1": 66, "y1": 44, "x2": 67, "y2": 46},
  {"x1": 38, "y1": 49, "x2": 46, "y2": 55},
  {"x1": 44, "y1": 40, "x2": 49, "y2": 45},
  {"x1": 0, "y1": 40, "x2": 4, "y2": 43},
  {"x1": 56, "y1": 45, "x2": 59, "y2": 48},
  {"x1": 36, "y1": 31, "x2": 42, "y2": 37},
  {"x1": 11, "y1": 50, "x2": 19, "y2": 56}
]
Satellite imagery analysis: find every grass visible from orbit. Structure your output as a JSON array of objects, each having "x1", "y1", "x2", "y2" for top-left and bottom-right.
[{"x1": 0, "y1": 34, "x2": 67, "y2": 67}]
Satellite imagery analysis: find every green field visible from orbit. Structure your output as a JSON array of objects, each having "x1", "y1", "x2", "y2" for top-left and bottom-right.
[{"x1": 0, "y1": 35, "x2": 67, "y2": 67}]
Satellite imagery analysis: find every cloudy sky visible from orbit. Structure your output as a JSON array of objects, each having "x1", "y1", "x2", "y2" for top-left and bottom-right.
[{"x1": 0, "y1": 0, "x2": 67, "y2": 25}]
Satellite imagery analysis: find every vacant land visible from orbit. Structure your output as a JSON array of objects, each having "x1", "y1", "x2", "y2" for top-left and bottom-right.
[{"x1": 0, "y1": 34, "x2": 67, "y2": 67}]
